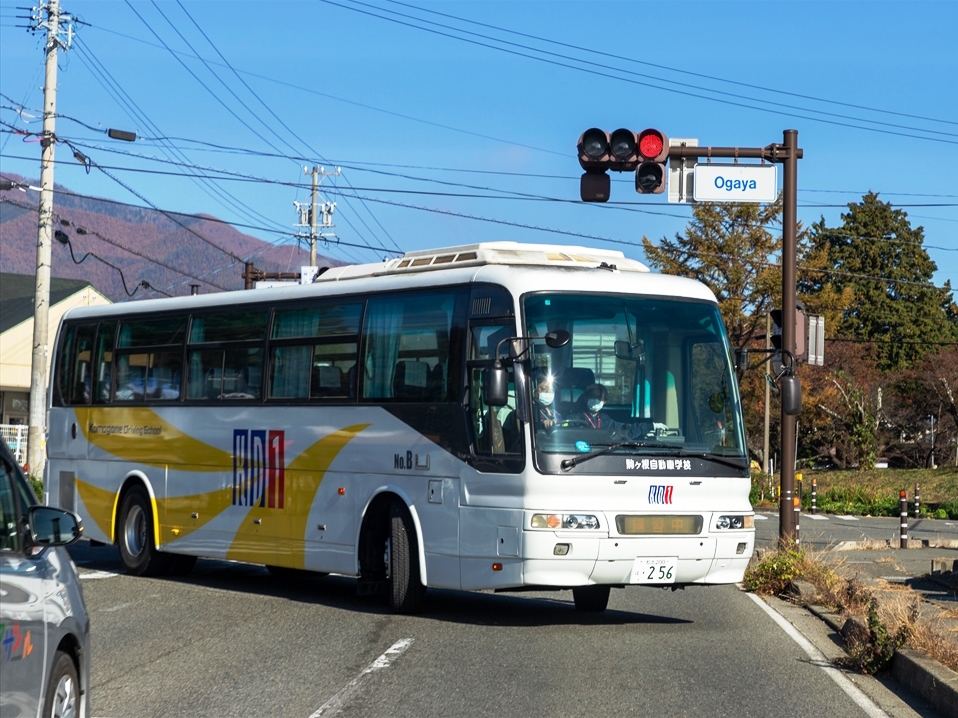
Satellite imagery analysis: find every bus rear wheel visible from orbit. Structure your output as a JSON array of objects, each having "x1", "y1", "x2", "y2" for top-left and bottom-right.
[
  {"x1": 387, "y1": 501, "x2": 424, "y2": 614},
  {"x1": 117, "y1": 486, "x2": 171, "y2": 576},
  {"x1": 572, "y1": 585, "x2": 610, "y2": 612}
]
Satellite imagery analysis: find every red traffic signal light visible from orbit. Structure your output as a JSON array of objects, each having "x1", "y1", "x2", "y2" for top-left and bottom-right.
[
  {"x1": 577, "y1": 127, "x2": 669, "y2": 200},
  {"x1": 635, "y1": 128, "x2": 668, "y2": 194}
]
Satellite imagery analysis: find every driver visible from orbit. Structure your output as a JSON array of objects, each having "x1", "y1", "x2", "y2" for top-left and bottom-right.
[{"x1": 533, "y1": 369, "x2": 561, "y2": 430}]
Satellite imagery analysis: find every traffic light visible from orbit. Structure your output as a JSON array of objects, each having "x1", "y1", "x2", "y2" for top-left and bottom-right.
[
  {"x1": 634, "y1": 128, "x2": 668, "y2": 194},
  {"x1": 770, "y1": 306, "x2": 807, "y2": 369},
  {"x1": 770, "y1": 309, "x2": 784, "y2": 351},
  {"x1": 577, "y1": 128, "x2": 666, "y2": 202}
]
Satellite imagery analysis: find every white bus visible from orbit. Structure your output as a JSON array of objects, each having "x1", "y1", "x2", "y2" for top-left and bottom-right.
[{"x1": 45, "y1": 242, "x2": 754, "y2": 613}]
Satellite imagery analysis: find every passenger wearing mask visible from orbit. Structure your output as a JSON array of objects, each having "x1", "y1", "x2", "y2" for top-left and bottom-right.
[{"x1": 573, "y1": 383, "x2": 653, "y2": 438}]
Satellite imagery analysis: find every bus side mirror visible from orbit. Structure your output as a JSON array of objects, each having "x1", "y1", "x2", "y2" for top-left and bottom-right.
[
  {"x1": 781, "y1": 375, "x2": 802, "y2": 416},
  {"x1": 483, "y1": 365, "x2": 510, "y2": 407}
]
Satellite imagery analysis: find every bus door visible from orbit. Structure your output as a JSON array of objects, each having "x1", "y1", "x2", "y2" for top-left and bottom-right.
[{"x1": 49, "y1": 321, "x2": 98, "y2": 511}]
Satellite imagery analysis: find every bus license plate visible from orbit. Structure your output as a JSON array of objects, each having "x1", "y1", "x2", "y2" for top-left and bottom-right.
[{"x1": 630, "y1": 557, "x2": 677, "y2": 584}]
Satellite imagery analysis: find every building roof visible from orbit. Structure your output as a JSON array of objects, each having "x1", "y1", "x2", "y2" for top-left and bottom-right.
[{"x1": 0, "y1": 272, "x2": 96, "y2": 334}]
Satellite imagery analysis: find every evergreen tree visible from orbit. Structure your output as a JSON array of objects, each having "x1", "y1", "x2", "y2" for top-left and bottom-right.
[
  {"x1": 805, "y1": 192, "x2": 957, "y2": 372},
  {"x1": 641, "y1": 199, "x2": 784, "y2": 350}
]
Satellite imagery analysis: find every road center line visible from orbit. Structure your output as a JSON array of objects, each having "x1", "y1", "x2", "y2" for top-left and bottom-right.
[
  {"x1": 308, "y1": 638, "x2": 414, "y2": 718},
  {"x1": 746, "y1": 593, "x2": 889, "y2": 718}
]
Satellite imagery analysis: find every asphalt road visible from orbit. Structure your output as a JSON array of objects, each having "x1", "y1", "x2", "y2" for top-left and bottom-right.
[
  {"x1": 754, "y1": 510, "x2": 958, "y2": 550},
  {"x1": 68, "y1": 540, "x2": 936, "y2": 718}
]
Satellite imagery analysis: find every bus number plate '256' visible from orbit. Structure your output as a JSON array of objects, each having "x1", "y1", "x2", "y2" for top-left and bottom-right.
[{"x1": 630, "y1": 557, "x2": 677, "y2": 584}]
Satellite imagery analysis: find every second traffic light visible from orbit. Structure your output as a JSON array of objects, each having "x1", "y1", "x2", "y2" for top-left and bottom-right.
[{"x1": 577, "y1": 127, "x2": 668, "y2": 201}]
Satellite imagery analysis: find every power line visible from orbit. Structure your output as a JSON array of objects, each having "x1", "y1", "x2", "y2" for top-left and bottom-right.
[
  {"x1": 0, "y1": 194, "x2": 232, "y2": 291},
  {"x1": 359, "y1": 0, "x2": 958, "y2": 140},
  {"x1": 169, "y1": 0, "x2": 392, "y2": 259},
  {"x1": 321, "y1": 0, "x2": 958, "y2": 145},
  {"x1": 383, "y1": 0, "x2": 957, "y2": 130},
  {"x1": 71, "y1": 35, "x2": 296, "y2": 240}
]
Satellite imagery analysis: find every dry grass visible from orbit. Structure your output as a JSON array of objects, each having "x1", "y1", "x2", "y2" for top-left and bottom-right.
[{"x1": 745, "y1": 548, "x2": 958, "y2": 674}]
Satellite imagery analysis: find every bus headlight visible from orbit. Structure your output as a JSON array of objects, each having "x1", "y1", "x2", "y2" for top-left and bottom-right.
[
  {"x1": 531, "y1": 514, "x2": 601, "y2": 530},
  {"x1": 714, "y1": 515, "x2": 754, "y2": 530}
]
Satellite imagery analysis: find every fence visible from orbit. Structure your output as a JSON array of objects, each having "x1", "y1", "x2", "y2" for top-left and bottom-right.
[{"x1": 0, "y1": 424, "x2": 28, "y2": 465}]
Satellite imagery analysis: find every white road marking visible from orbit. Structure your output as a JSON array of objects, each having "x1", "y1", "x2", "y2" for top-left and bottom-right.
[
  {"x1": 79, "y1": 570, "x2": 119, "y2": 580},
  {"x1": 746, "y1": 593, "x2": 889, "y2": 718},
  {"x1": 309, "y1": 638, "x2": 414, "y2": 717},
  {"x1": 753, "y1": 514, "x2": 769, "y2": 520},
  {"x1": 100, "y1": 603, "x2": 132, "y2": 613},
  {"x1": 804, "y1": 515, "x2": 829, "y2": 521},
  {"x1": 834, "y1": 515, "x2": 861, "y2": 521}
]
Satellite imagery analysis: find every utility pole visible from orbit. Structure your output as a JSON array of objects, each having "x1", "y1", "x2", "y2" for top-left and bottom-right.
[
  {"x1": 763, "y1": 311, "x2": 771, "y2": 475},
  {"x1": 310, "y1": 166, "x2": 319, "y2": 267},
  {"x1": 296, "y1": 166, "x2": 340, "y2": 266},
  {"x1": 779, "y1": 129, "x2": 801, "y2": 546},
  {"x1": 27, "y1": 0, "x2": 73, "y2": 480}
]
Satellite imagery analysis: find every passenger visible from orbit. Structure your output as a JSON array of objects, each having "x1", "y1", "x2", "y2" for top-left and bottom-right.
[
  {"x1": 572, "y1": 383, "x2": 652, "y2": 439},
  {"x1": 533, "y1": 370, "x2": 561, "y2": 430}
]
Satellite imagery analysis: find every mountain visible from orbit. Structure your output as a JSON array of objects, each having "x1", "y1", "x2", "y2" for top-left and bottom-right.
[{"x1": 0, "y1": 174, "x2": 342, "y2": 301}]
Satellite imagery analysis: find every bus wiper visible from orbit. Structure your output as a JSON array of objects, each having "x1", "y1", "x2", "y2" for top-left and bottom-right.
[
  {"x1": 560, "y1": 442, "x2": 748, "y2": 472},
  {"x1": 560, "y1": 441, "x2": 646, "y2": 470},
  {"x1": 678, "y1": 451, "x2": 749, "y2": 471}
]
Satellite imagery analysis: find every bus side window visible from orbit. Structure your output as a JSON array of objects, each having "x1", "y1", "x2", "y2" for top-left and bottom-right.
[
  {"x1": 67, "y1": 324, "x2": 96, "y2": 405},
  {"x1": 55, "y1": 323, "x2": 77, "y2": 406},
  {"x1": 469, "y1": 324, "x2": 519, "y2": 455},
  {"x1": 362, "y1": 291, "x2": 464, "y2": 402},
  {"x1": 93, "y1": 321, "x2": 116, "y2": 404}
]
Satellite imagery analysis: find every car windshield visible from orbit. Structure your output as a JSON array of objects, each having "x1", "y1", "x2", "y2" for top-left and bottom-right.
[{"x1": 524, "y1": 293, "x2": 746, "y2": 463}]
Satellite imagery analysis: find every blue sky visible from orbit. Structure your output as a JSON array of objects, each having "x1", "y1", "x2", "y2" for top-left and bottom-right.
[{"x1": 2, "y1": 0, "x2": 956, "y2": 285}]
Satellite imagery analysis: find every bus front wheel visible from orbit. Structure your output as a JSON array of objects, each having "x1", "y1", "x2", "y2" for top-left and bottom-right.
[
  {"x1": 572, "y1": 585, "x2": 610, "y2": 612},
  {"x1": 117, "y1": 486, "x2": 171, "y2": 576},
  {"x1": 387, "y1": 501, "x2": 424, "y2": 614}
]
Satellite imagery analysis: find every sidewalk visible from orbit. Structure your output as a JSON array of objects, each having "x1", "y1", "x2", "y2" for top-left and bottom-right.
[{"x1": 789, "y1": 543, "x2": 958, "y2": 717}]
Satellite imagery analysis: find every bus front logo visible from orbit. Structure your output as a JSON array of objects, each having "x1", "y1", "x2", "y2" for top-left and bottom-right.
[
  {"x1": 648, "y1": 485, "x2": 673, "y2": 505},
  {"x1": 233, "y1": 429, "x2": 286, "y2": 508}
]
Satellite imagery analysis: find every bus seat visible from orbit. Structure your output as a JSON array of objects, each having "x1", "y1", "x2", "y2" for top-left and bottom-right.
[
  {"x1": 311, "y1": 365, "x2": 344, "y2": 398},
  {"x1": 556, "y1": 367, "x2": 595, "y2": 415},
  {"x1": 393, "y1": 360, "x2": 430, "y2": 400},
  {"x1": 427, "y1": 363, "x2": 445, "y2": 400},
  {"x1": 346, "y1": 363, "x2": 358, "y2": 398}
]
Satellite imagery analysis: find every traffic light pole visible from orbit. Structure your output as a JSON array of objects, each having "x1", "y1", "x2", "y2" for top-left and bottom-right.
[{"x1": 664, "y1": 129, "x2": 803, "y2": 547}]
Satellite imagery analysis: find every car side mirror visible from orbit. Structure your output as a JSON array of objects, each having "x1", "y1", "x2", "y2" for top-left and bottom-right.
[{"x1": 28, "y1": 506, "x2": 83, "y2": 547}]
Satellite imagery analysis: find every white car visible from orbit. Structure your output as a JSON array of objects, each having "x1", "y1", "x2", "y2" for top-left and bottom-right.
[{"x1": 0, "y1": 442, "x2": 90, "y2": 718}]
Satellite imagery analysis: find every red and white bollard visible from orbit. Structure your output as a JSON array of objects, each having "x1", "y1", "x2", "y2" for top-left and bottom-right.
[
  {"x1": 914, "y1": 482, "x2": 921, "y2": 519},
  {"x1": 899, "y1": 489, "x2": 908, "y2": 549},
  {"x1": 811, "y1": 477, "x2": 818, "y2": 514}
]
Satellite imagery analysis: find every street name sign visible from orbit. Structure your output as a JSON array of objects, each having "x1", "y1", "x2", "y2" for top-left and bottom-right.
[{"x1": 693, "y1": 163, "x2": 778, "y2": 203}]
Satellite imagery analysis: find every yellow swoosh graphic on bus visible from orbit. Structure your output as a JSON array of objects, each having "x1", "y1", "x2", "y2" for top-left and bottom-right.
[
  {"x1": 226, "y1": 424, "x2": 369, "y2": 566},
  {"x1": 75, "y1": 478, "x2": 121, "y2": 542},
  {"x1": 75, "y1": 407, "x2": 232, "y2": 469}
]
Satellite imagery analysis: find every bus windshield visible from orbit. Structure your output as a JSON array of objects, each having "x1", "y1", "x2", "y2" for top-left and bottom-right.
[{"x1": 524, "y1": 293, "x2": 746, "y2": 463}]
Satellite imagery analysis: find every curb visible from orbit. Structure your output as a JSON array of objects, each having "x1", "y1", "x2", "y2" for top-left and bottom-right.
[
  {"x1": 796, "y1": 590, "x2": 958, "y2": 716},
  {"x1": 830, "y1": 539, "x2": 958, "y2": 551},
  {"x1": 891, "y1": 648, "x2": 958, "y2": 718}
]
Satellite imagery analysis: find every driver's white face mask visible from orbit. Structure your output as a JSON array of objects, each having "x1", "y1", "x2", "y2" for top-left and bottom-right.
[
  {"x1": 587, "y1": 399, "x2": 605, "y2": 413},
  {"x1": 538, "y1": 391, "x2": 554, "y2": 406}
]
